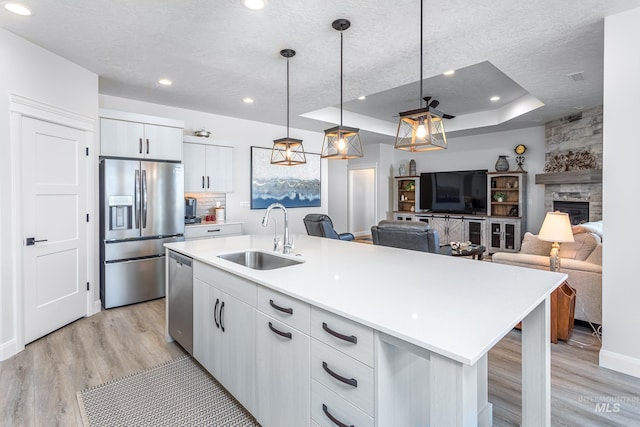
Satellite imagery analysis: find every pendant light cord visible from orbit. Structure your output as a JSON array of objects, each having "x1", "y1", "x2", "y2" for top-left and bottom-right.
[
  {"x1": 286, "y1": 57, "x2": 290, "y2": 138},
  {"x1": 340, "y1": 30, "x2": 344, "y2": 127},
  {"x1": 420, "y1": 0, "x2": 423, "y2": 109}
]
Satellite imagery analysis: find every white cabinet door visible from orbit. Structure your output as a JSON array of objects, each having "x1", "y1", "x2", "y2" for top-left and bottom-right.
[
  {"x1": 183, "y1": 143, "x2": 207, "y2": 191},
  {"x1": 100, "y1": 118, "x2": 144, "y2": 158},
  {"x1": 256, "y1": 312, "x2": 310, "y2": 427},
  {"x1": 218, "y1": 292, "x2": 256, "y2": 414},
  {"x1": 206, "y1": 145, "x2": 233, "y2": 192},
  {"x1": 144, "y1": 124, "x2": 183, "y2": 160},
  {"x1": 100, "y1": 118, "x2": 182, "y2": 160},
  {"x1": 193, "y1": 279, "x2": 221, "y2": 375},
  {"x1": 183, "y1": 143, "x2": 233, "y2": 192}
]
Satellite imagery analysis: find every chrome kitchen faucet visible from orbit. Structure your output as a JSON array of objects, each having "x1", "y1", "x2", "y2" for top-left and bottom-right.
[{"x1": 261, "y1": 202, "x2": 293, "y2": 254}]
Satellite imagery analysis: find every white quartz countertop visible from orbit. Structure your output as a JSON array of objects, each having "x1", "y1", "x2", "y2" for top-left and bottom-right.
[{"x1": 165, "y1": 234, "x2": 566, "y2": 365}]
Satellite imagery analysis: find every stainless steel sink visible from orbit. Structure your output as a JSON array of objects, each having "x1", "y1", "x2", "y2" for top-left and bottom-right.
[{"x1": 217, "y1": 250, "x2": 303, "y2": 270}]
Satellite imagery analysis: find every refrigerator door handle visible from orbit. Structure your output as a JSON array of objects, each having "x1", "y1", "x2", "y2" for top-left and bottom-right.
[
  {"x1": 142, "y1": 169, "x2": 148, "y2": 229},
  {"x1": 134, "y1": 169, "x2": 141, "y2": 229}
]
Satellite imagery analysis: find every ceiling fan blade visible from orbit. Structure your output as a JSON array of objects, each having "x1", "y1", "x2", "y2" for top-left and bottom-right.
[
  {"x1": 428, "y1": 99, "x2": 440, "y2": 109},
  {"x1": 442, "y1": 114, "x2": 456, "y2": 119},
  {"x1": 422, "y1": 96, "x2": 432, "y2": 104}
]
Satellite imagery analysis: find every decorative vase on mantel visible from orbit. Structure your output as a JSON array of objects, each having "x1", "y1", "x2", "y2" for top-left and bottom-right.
[{"x1": 495, "y1": 155, "x2": 509, "y2": 172}]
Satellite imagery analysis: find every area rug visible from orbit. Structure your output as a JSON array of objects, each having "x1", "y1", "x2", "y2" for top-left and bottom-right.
[{"x1": 77, "y1": 355, "x2": 260, "y2": 426}]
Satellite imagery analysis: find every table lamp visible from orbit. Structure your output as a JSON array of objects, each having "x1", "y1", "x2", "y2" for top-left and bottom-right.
[{"x1": 538, "y1": 211, "x2": 574, "y2": 271}]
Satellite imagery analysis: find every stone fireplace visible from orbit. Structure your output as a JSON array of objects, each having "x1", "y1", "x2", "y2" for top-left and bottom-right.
[{"x1": 536, "y1": 106, "x2": 603, "y2": 223}]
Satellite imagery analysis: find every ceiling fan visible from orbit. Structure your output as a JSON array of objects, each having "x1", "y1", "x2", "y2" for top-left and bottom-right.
[
  {"x1": 392, "y1": 96, "x2": 456, "y2": 120},
  {"x1": 421, "y1": 96, "x2": 456, "y2": 120}
]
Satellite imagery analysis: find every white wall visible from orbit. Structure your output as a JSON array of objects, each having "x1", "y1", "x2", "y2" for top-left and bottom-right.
[
  {"x1": 0, "y1": 28, "x2": 98, "y2": 359},
  {"x1": 600, "y1": 6, "x2": 640, "y2": 378},
  {"x1": 100, "y1": 95, "x2": 327, "y2": 238}
]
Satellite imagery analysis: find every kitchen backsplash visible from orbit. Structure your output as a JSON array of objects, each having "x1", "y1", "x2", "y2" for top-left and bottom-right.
[{"x1": 184, "y1": 193, "x2": 226, "y2": 218}]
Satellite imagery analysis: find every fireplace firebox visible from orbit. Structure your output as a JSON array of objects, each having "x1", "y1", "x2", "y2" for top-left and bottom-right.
[{"x1": 553, "y1": 201, "x2": 589, "y2": 225}]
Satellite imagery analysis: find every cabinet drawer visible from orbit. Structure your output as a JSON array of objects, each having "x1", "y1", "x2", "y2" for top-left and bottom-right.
[
  {"x1": 311, "y1": 307, "x2": 374, "y2": 367},
  {"x1": 257, "y1": 287, "x2": 310, "y2": 334},
  {"x1": 194, "y1": 261, "x2": 256, "y2": 306},
  {"x1": 311, "y1": 380, "x2": 373, "y2": 427},
  {"x1": 184, "y1": 223, "x2": 242, "y2": 240},
  {"x1": 311, "y1": 339, "x2": 374, "y2": 416}
]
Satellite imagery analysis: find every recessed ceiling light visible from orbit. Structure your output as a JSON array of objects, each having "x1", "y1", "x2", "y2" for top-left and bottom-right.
[
  {"x1": 443, "y1": 70, "x2": 455, "y2": 76},
  {"x1": 158, "y1": 78, "x2": 172, "y2": 86},
  {"x1": 242, "y1": 0, "x2": 265, "y2": 10},
  {"x1": 243, "y1": 97, "x2": 254, "y2": 104},
  {"x1": 5, "y1": 3, "x2": 32, "y2": 16},
  {"x1": 490, "y1": 96, "x2": 501, "y2": 102},
  {"x1": 357, "y1": 96, "x2": 366, "y2": 100}
]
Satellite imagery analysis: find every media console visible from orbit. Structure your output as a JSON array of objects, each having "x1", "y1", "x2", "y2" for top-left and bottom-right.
[{"x1": 393, "y1": 172, "x2": 527, "y2": 253}]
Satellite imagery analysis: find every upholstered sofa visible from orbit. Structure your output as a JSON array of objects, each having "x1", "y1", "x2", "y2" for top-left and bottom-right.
[
  {"x1": 492, "y1": 228, "x2": 602, "y2": 325},
  {"x1": 371, "y1": 220, "x2": 451, "y2": 255}
]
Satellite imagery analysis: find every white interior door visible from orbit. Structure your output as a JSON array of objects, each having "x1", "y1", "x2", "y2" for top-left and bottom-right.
[
  {"x1": 348, "y1": 167, "x2": 377, "y2": 237},
  {"x1": 22, "y1": 117, "x2": 88, "y2": 344}
]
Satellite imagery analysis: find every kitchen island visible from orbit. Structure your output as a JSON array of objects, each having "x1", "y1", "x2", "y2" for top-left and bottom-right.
[{"x1": 165, "y1": 234, "x2": 566, "y2": 426}]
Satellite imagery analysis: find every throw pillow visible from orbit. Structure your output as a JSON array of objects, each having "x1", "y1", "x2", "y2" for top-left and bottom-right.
[
  {"x1": 520, "y1": 232, "x2": 552, "y2": 256},
  {"x1": 559, "y1": 232, "x2": 598, "y2": 261}
]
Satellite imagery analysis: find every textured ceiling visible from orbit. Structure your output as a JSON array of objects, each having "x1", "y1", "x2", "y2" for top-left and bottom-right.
[{"x1": 2, "y1": 0, "x2": 639, "y2": 144}]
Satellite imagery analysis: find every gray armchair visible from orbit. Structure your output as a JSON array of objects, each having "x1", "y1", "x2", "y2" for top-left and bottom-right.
[
  {"x1": 371, "y1": 220, "x2": 451, "y2": 255},
  {"x1": 303, "y1": 214, "x2": 355, "y2": 241}
]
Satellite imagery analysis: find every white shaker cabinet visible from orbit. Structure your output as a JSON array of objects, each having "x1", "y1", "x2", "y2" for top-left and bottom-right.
[
  {"x1": 255, "y1": 313, "x2": 311, "y2": 427},
  {"x1": 193, "y1": 262, "x2": 256, "y2": 414},
  {"x1": 183, "y1": 141, "x2": 233, "y2": 192},
  {"x1": 255, "y1": 287, "x2": 311, "y2": 427},
  {"x1": 99, "y1": 110, "x2": 183, "y2": 161}
]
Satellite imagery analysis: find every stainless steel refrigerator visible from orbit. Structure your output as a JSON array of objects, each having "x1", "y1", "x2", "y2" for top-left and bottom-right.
[{"x1": 100, "y1": 158, "x2": 184, "y2": 309}]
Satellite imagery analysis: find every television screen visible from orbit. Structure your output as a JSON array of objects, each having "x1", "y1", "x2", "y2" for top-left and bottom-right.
[{"x1": 420, "y1": 170, "x2": 487, "y2": 214}]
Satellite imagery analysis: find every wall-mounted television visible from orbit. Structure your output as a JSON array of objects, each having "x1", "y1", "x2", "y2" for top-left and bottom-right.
[{"x1": 419, "y1": 169, "x2": 488, "y2": 214}]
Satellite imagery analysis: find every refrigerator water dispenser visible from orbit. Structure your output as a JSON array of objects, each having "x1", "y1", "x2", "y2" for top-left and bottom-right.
[{"x1": 108, "y1": 195, "x2": 133, "y2": 231}]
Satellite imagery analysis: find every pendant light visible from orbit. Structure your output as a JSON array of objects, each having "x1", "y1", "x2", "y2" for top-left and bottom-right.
[
  {"x1": 321, "y1": 19, "x2": 364, "y2": 160},
  {"x1": 394, "y1": 0, "x2": 447, "y2": 152},
  {"x1": 271, "y1": 48, "x2": 307, "y2": 166}
]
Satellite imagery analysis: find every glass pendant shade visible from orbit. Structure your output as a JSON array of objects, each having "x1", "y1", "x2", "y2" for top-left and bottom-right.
[
  {"x1": 321, "y1": 125, "x2": 363, "y2": 159},
  {"x1": 270, "y1": 137, "x2": 307, "y2": 165},
  {"x1": 395, "y1": 108, "x2": 447, "y2": 151},
  {"x1": 271, "y1": 48, "x2": 306, "y2": 166}
]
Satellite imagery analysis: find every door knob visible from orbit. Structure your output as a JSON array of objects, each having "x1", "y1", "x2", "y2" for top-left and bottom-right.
[{"x1": 26, "y1": 237, "x2": 48, "y2": 246}]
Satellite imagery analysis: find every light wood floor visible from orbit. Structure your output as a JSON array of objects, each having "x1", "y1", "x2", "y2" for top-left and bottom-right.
[{"x1": 2, "y1": 299, "x2": 640, "y2": 426}]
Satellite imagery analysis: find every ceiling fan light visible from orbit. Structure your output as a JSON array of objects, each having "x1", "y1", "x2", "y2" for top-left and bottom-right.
[{"x1": 321, "y1": 126, "x2": 364, "y2": 159}]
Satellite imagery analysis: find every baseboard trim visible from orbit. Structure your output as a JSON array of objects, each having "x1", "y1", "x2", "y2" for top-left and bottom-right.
[
  {"x1": 599, "y1": 349, "x2": 640, "y2": 379},
  {"x1": 91, "y1": 299, "x2": 103, "y2": 316},
  {"x1": 0, "y1": 338, "x2": 20, "y2": 361}
]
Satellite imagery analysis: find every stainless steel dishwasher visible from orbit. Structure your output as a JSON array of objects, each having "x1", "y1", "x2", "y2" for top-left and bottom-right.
[{"x1": 168, "y1": 250, "x2": 193, "y2": 354}]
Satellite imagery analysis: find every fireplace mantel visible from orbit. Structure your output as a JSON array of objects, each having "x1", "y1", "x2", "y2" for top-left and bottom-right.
[{"x1": 535, "y1": 169, "x2": 603, "y2": 185}]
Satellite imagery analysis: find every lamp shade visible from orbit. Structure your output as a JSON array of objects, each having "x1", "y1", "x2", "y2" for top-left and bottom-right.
[{"x1": 538, "y1": 211, "x2": 574, "y2": 243}]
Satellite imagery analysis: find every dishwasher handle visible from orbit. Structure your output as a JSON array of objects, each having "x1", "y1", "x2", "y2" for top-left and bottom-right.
[{"x1": 169, "y1": 251, "x2": 192, "y2": 267}]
